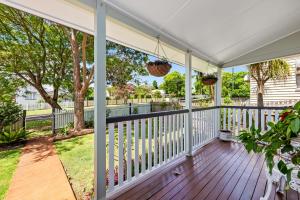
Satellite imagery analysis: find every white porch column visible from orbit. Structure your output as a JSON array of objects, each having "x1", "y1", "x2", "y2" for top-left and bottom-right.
[
  {"x1": 214, "y1": 67, "x2": 222, "y2": 106},
  {"x1": 214, "y1": 67, "x2": 222, "y2": 133},
  {"x1": 185, "y1": 51, "x2": 192, "y2": 156},
  {"x1": 94, "y1": 1, "x2": 106, "y2": 200}
]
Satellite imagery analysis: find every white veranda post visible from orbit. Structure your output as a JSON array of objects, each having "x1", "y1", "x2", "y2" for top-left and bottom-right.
[
  {"x1": 94, "y1": 1, "x2": 106, "y2": 200},
  {"x1": 215, "y1": 67, "x2": 222, "y2": 133},
  {"x1": 185, "y1": 51, "x2": 192, "y2": 156}
]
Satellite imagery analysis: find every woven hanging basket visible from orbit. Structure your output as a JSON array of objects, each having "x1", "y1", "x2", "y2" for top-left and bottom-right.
[
  {"x1": 202, "y1": 77, "x2": 218, "y2": 85},
  {"x1": 146, "y1": 60, "x2": 171, "y2": 77}
]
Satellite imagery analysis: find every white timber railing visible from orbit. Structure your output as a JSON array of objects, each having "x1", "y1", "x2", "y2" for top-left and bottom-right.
[
  {"x1": 191, "y1": 107, "x2": 220, "y2": 149},
  {"x1": 106, "y1": 107, "x2": 222, "y2": 194},
  {"x1": 105, "y1": 105, "x2": 288, "y2": 194},
  {"x1": 106, "y1": 109, "x2": 188, "y2": 193},
  {"x1": 220, "y1": 106, "x2": 287, "y2": 136}
]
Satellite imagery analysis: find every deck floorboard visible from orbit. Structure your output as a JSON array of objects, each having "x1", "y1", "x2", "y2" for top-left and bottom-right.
[{"x1": 108, "y1": 140, "x2": 298, "y2": 200}]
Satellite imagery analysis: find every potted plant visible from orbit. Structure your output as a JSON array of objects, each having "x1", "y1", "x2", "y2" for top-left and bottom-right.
[
  {"x1": 201, "y1": 73, "x2": 218, "y2": 85},
  {"x1": 146, "y1": 59, "x2": 171, "y2": 77},
  {"x1": 238, "y1": 101, "x2": 300, "y2": 191}
]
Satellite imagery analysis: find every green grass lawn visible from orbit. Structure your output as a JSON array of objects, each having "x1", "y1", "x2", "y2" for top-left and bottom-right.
[
  {"x1": 0, "y1": 148, "x2": 21, "y2": 200},
  {"x1": 55, "y1": 134, "x2": 94, "y2": 200},
  {"x1": 54, "y1": 132, "x2": 154, "y2": 199}
]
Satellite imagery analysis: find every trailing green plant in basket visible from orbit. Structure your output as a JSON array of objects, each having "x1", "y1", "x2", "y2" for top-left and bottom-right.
[
  {"x1": 201, "y1": 73, "x2": 218, "y2": 85},
  {"x1": 238, "y1": 101, "x2": 300, "y2": 185}
]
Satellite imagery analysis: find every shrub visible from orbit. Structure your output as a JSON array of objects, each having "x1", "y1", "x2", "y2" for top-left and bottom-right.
[
  {"x1": 0, "y1": 129, "x2": 29, "y2": 144},
  {"x1": 132, "y1": 107, "x2": 139, "y2": 114},
  {"x1": 0, "y1": 101, "x2": 22, "y2": 132},
  {"x1": 224, "y1": 96, "x2": 232, "y2": 105}
]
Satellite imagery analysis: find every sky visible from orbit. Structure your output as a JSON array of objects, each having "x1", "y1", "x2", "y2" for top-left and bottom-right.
[{"x1": 140, "y1": 55, "x2": 248, "y2": 86}]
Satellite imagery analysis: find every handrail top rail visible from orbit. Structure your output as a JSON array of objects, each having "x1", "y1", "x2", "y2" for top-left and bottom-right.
[
  {"x1": 220, "y1": 105, "x2": 288, "y2": 110},
  {"x1": 106, "y1": 109, "x2": 189, "y2": 123},
  {"x1": 106, "y1": 105, "x2": 289, "y2": 123}
]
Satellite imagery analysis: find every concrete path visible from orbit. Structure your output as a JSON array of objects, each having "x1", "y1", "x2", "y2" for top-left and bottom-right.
[{"x1": 5, "y1": 137, "x2": 76, "y2": 200}]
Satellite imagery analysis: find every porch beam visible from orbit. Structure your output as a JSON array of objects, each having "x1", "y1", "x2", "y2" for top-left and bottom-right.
[
  {"x1": 94, "y1": 1, "x2": 106, "y2": 200},
  {"x1": 185, "y1": 51, "x2": 193, "y2": 156}
]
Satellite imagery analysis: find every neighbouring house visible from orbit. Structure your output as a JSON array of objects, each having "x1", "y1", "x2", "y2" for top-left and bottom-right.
[
  {"x1": 250, "y1": 55, "x2": 300, "y2": 106},
  {"x1": 16, "y1": 85, "x2": 73, "y2": 110}
]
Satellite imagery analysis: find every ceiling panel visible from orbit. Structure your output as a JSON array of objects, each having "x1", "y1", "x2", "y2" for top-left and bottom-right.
[{"x1": 109, "y1": 0, "x2": 300, "y2": 65}]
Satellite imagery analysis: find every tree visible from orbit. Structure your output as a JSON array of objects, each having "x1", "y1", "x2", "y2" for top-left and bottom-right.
[
  {"x1": 222, "y1": 72, "x2": 250, "y2": 98},
  {"x1": 0, "y1": 72, "x2": 25, "y2": 102},
  {"x1": 152, "y1": 80, "x2": 158, "y2": 89},
  {"x1": 134, "y1": 85, "x2": 152, "y2": 99},
  {"x1": 249, "y1": 59, "x2": 290, "y2": 107},
  {"x1": 160, "y1": 71, "x2": 185, "y2": 97},
  {"x1": 63, "y1": 29, "x2": 94, "y2": 131},
  {"x1": 0, "y1": 5, "x2": 72, "y2": 109}
]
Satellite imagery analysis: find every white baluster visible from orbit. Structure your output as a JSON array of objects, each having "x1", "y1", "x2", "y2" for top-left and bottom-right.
[
  {"x1": 261, "y1": 109, "x2": 265, "y2": 131},
  {"x1": 274, "y1": 110, "x2": 279, "y2": 123},
  {"x1": 159, "y1": 116, "x2": 163, "y2": 164},
  {"x1": 243, "y1": 109, "x2": 247, "y2": 129},
  {"x1": 255, "y1": 109, "x2": 259, "y2": 129},
  {"x1": 223, "y1": 108, "x2": 227, "y2": 130},
  {"x1": 172, "y1": 114, "x2": 176, "y2": 157},
  {"x1": 168, "y1": 115, "x2": 172, "y2": 159},
  {"x1": 126, "y1": 121, "x2": 132, "y2": 181},
  {"x1": 164, "y1": 116, "x2": 167, "y2": 162},
  {"x1": 249, "y1": 109, "x2": 253, "y2": 128},
  {"x1": 118, "y1": 122, "x2": 124, "y2": 185},
  {"x1": 148, "y1": 118, "x2": 152, "y2": 170},
  {"x1": 108, "y1": 123, "x2": 115, "y2": 190},
  {"x1": 134, "y1": 120, "x2": 139, "y2": 176},
  {"x1": 141, "y1": 119, "x2": 146, "y2": 173},
  {"x1": 237, "y1": 109, "x2": 241, "y2": 133},
  {"x1": 232, "y1": 108, "x2": 236, "y2": 135},
  {"x1": 153, "y1": 117, "x2": 158, "y2": 166},
  {"x1": 227, "y1": 108, "x2": 231, "y2": 130}
]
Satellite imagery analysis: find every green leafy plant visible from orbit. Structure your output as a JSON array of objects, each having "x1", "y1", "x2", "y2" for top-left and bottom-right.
[
  {"x1": 238, "y1": 101, "x2": 300, "y2": 185},
  {"x1": 0, "y1": 129, "x2": 29, "y2": 144},
  {"x1": 59, "y1": 122, "x2": 73, "y2": 136},
  {"x1": 0, "y1": 101, "x2": 22, "y2": 132},
  {"x1": 132, "y1": 107, "x2": 139, "y2": 114}
]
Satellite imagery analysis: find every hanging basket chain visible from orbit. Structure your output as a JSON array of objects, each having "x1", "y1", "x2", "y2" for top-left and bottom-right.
[{"x1": 146, "y1": 36, "x2": 171, "y2": 77}]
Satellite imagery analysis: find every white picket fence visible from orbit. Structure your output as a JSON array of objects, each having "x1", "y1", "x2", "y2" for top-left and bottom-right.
[{"x1": 54, "y1": 104, "x2": 151, "y2": 129}]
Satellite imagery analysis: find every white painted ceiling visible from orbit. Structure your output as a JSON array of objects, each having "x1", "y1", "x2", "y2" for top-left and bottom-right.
[
  {"x1": 107, "y1": 0, "x2": 300, "y2": 65},
  {"x1": 2, "y1": 0, "x2": 300, "y2": 68}
]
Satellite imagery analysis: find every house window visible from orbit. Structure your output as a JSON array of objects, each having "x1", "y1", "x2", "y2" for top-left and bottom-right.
[{"x1": 25, "y1": 92, "x2": 37, "y2": 100}]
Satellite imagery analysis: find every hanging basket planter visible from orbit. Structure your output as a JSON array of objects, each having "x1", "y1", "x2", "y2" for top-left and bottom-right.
[
  {"x1": 202, "y1": 74, "x2": 218, "y2": 85},
  {"x1": 146, "y1": 60, "x2": 172, "y2": 77}
]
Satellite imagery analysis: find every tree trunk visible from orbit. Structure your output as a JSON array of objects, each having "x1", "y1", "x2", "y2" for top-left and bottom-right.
[
  {"x1": 257, "y1": 83, "x2": 264, "y2": 130},
  {"x1": 74, "y1": 93, "x2": 85, "y2": 131},
  {"x1": 257, "y1": 82, "x2": 264, "y2": 107}
]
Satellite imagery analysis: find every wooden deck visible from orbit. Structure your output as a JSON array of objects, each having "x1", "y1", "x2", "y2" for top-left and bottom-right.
[{"x1": 108, "y1": 139, "x2": 299, "y2": 200}]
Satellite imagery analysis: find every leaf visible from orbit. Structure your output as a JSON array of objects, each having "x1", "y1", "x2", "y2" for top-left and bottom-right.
[
  {"x1": 277, "y1": 160, "x2": 288, "y2": 174},
  {"x1": 291, "y1": 118, "x2": 300, "y2": 133},
  {"x1": 281, "y1": 144, "x2": 293, "y2": 153},
  {"x1": 297, "y1": 171, "x2": 300, "y2": 179},
  {"x1": 292, "y1": 154, "x2": 300, "y2": 165},
  {"x1": 294, "y1": 101, "x2": 300, "y2": 111}
]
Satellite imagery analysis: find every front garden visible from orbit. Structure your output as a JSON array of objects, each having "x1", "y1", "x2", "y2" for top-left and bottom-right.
[{"x1": 0, "y1": 148, "x2": 21, "y2": 200}]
